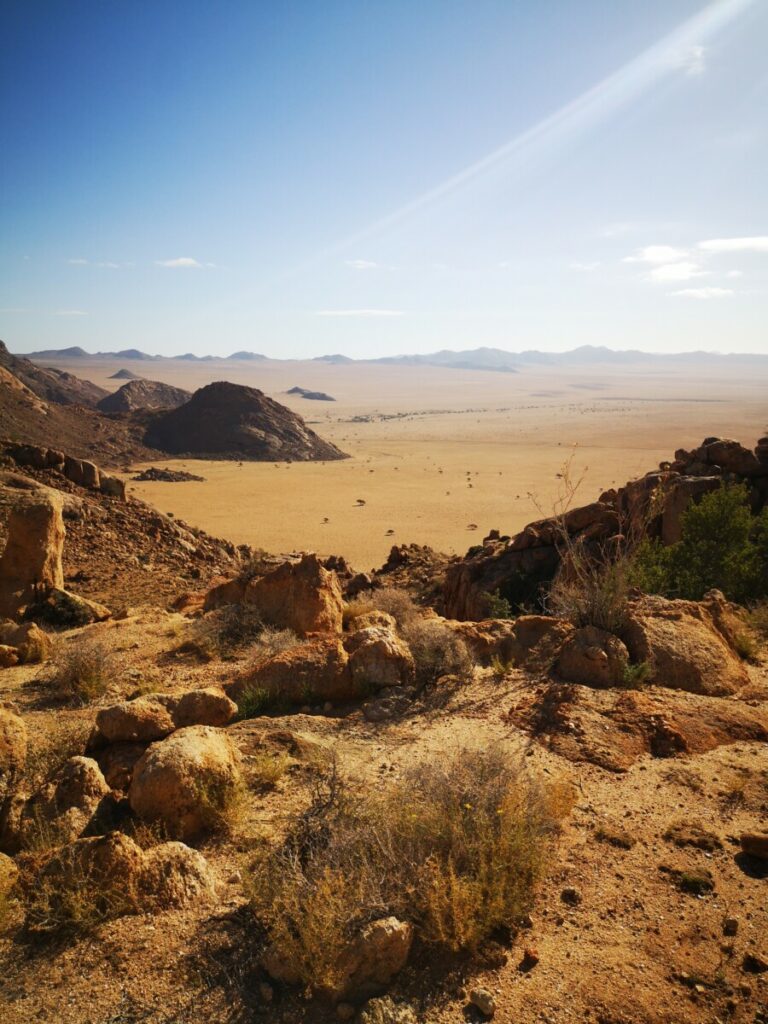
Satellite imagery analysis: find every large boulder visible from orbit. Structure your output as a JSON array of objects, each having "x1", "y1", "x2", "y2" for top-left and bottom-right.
[
  {"x1": 18, "y1": 756, "x2": 113, "y2": 848},
  {"x1": 0, "y1": 621, "x2": 51, "y2": 663},
  {"x1": 93, "y1": 687, "x2": 237, "y2": 745},
  {"x1": 344, "y1": 626, "x2": 415, "y2": 690},
  {"x1": 556, "y1": 626, "x2": 630, "y2": 688},
  {"x1": 25, "y1": 832, "x2": 215, "y2": 929},
  {"x1": 128, "y1": 726, "x2": 241, "y2": 840},
  {"x1": 95, "y1": 696, "x2": 177, "y2": 745},
  {"x1": 244, "y1": 553, "x2": 344, "y2": 635},
  {"x1": 0, "y1": 492, "x2": 65, "y2": 618},
  {"x1": 233, "y1": 636, "x2": 351, "y2": 704},
  {"x1": 24, "y1": 587, "x2": 111, "y2": 627},
  {"x1": 624, "y1": 595, "x2": 750, "y2": 696}
]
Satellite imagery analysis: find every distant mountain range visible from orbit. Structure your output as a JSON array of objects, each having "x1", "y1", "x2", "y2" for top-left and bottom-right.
[{"x1": 22, "y1": 343, "x2": 768, "y2": 372}]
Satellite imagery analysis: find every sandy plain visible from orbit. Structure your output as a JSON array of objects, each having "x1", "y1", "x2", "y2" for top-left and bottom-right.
[{"x1": 40, "y1": 355, "x2": 768, "y2": 570}]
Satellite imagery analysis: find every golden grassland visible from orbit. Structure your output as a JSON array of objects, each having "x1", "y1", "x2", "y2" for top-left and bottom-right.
[{"x1": 42, "y1": 355, "x2": 768, "y2": 568}]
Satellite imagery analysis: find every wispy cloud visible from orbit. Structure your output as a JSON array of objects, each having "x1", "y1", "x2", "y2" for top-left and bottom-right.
[
  {"x1": 155, "y1": 257, "x2": 204, "y2": 268},
  {"x1": 55, "y1": 309, "x2": 89, "y2": 316},
  {"x1": 68, "y1": 258, "x2": 131, "y2": 268},
  {"x1": 314, "y1": 309, "x2": 403, "y2": 318},
  {"x1": 698, "y1": 236, "x2": 768, "y2": 254},
  {"x1": 624, "y1": 245, "x2": 689, "y2": 264},
  {"x1": 649, "y1": 261, "x2": 706, "y2": 282},
  {"x1": 345, "y1": 259, "x2": 380, "y2": 270},
  {"x1": 672, "y1": 287, "x2": 733, "y2": 298},
  {"x1": 569, "y1": 261, "x2": 600, "y2": 272},
  {"x1": 673, "y1": 44, "x2": 707, "y2": 75}
]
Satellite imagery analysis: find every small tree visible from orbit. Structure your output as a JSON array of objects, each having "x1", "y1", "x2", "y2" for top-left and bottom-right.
[{"x1": 631, "y1": 484, "x2": 768, "y2": 603}]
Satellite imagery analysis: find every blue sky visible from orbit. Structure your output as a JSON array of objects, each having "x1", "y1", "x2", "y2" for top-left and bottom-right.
[{"x1": 1, "y1": 0, "x2": 766, "y2": 358}]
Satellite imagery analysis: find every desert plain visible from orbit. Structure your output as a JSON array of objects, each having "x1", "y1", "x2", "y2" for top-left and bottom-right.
[{"x1": 39, "y1": 354, "x2": 768, "y2": 568}]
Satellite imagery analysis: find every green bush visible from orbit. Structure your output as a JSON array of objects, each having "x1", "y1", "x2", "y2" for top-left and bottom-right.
[{"x1": 630, "y1": 484, "x2": 768, "y2": 603}]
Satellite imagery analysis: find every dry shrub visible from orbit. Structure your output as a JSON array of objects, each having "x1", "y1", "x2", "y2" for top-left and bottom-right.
[
  {"x1": 344, "y1": 587, "x2": 420, "y2": 630},
  {"x1": 21, "y1": 851, "x2": 138, "y2": 935},
  {"x1": 548, "y1": 552, "x2": 631, "y2": 636},
  {"x1": 747, "y1": 600, "x2": 768, "y2": 641},
  {"x1": 194, "y1": 777, "x2": 250, "y2": 839},
  {"x1": 49, "y1": 639, "x2": 113, "y2": 704},
  {"x1": 247, "y1": 748, "x2": 570, "y2": 992},
  {"x1": 402, "y1": 619, "x2": 474, "y2": 688},
  {"x1": 249, "y1": 749, "x2": 290, "y2": 789},
  {"x1": 23, "y1": 718, "x2": 91, "y2": 791}
]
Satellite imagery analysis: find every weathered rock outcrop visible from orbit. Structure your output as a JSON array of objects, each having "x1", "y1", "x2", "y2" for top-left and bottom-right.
[
  {"x1": 98, "y1": 379, "x2": 191, "y2": 413},
  {"x1": 18, "y1": 756, "x2": 114, "y2": 849},
  {"x1": 0, "y1": 490, "x2": 65, "y2": 618},
  {"x1": 128, "y1": 725, "x2": 241, "y2": 840},
  {"x1": 144, "y1": 381, "x2": 347, "y2": 461},
  {"x1": 623, "y1": 594, "x2": 750, "y2": 696},
  {"x1": 556, "y1": 626, "x2": 631, "y2": 688},
  {"x1": 93, "y1": 687, "x2": 238, "y2": 747},
  {"x1": 444, "y1": 436, "x2": 768, "y2": 620},
  {"x1": 247, "y1": 553, "x2": 344, "y2": 634}
]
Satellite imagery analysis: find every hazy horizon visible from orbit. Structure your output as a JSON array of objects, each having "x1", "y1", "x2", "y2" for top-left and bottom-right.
[{"x1": 2, "y1": 0, "x2": 767, "y2": 358}]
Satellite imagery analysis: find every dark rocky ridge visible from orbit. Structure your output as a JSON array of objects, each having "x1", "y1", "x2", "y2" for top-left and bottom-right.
[
  {"x1": 98, "y1": 379, "x2": 191, "y2": 413},
  {"x1": 0, "y1": 340, "x2": 107, "y2": 406},
  {"x1": 144, "y1": 381, "x2": 348, "y2": 461},
  {"x1": 287, "y1": 386, "x2": 336, "y2": 402}
]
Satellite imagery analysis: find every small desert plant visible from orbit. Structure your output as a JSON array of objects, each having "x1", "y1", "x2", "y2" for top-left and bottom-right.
[
  {"x1": 747, "y1": 600, "x2": 768, "y2": 641},
  {"x1": 194, "y1": 777, "x2": 249, "y2": 838},
  {"x1": 247, "y1": 748, "x2": 570, "y2": 992},
  {"x1": 484, "y1": 589, "x2": 514, "y2": 619},
  {"x1": 344, "y1": 587, "x2": 420, "y2": 630},
  {"x1": 237, "y1": 549, "x2": 273, "y2": 584},
  {"x1": 617, "y1": 658, "x2": 651, "y2": 689},
  {"x1": 490, "y1": 653, "x2": 513, "y2": 678},
  {"x1": 249, "y1": 749, "x2": 291, "y2": 789},
  {"x1": 401, "y1": 619, "x2": 474, "y2": 688},
  {"x1": 549, "y1": 554, "x2": 631, "y2": 636},
  {"x1": 49, "y1": 639, "x2": 113, "y2": 704},
  {"x1": 22, "y1": 853, "x2": 138, "y2": 935},
  {"x1": 237, "y1": 684, "x2": 275, "y2": 720},
  {"x1": 732, "y1": 631, "x2": 759, "y2": 662}
]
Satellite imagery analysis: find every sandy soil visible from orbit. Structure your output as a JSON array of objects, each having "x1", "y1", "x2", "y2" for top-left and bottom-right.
[{"x1": 43, "y1": 356, "x2": 768, "y2": 568}]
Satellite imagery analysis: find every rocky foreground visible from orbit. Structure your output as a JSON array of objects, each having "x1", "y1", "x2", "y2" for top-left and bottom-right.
[{"x1": 0, "y1": 437, "x2": 766, "y2": 1024}]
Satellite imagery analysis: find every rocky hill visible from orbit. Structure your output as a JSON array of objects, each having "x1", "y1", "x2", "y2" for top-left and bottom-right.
[
  {"x1": 109, "y1": 368, "x2": 143, "y2": 380},
  {"x1": 0, "y1": 340, "x2": 107, "y2": 406},
  {"x1": 287, "y1": 385, "x2": 336, "y2": 401},
  {"x1": 98, "y1": 379, "x2": 191, "y2": 413},
  {"x1": 144, "y1": 381, "x2": 348, "y2": 460}
]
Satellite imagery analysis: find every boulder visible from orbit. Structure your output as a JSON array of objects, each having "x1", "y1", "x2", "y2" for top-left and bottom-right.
[
  {"x1": 347, "y1": 609, "x2": 398, "y2": 632},
  {"x1": 19, "y1": 756, "x2": 113, "y2": 848},
  {"x1": 128, "y1": 725, "x2": 241, "y2": 840},
  {"x1": 234, "y1": 636, "x2": 351, "y2": 704},
  {"x1": 139, "y1": 840, "x2": 217, "y2": 905},
  {"x1": 556, "y1": 626, "x2": 630, "y2": 688},
  {"x1": 344, "y1": 626, "x2": 415, "y2": 690},
  {"x1": 203, "y1": 577, "x2": 247, "y2": 611},
  {"x1": 63, "y1": 455, "x2": 101, "y2": 489},
  {"x1": 359, "y1": 998, "x2": 418, "y2": 1024},
  {"x1": 0, "y1": 645, "x2": 19, "y2": 669},
  {"x1": 172, "y1": 687, "x2": 238, "y2": 729},
  {"x1": 0, "y1": 491, "x2": 65, "y2": 618},
  {"x1": 96, "y1": 696, "x2": 177, "y2": 744},
  {"x1": 624, "y1": 595, "x2": 750, "y2": 696},
  {"x1": 24, "y1": 588, "x2": 111, "y2": 627},
  {"x1": 333, "y1": 916, "x2": 413, "y2": 999},
  {"x1": 26, "y1": 832, "x2": 215, "y2": 929},
  {"x1": 95, "y1": 741, "x2": 147, "y2": 790},
  {"x1": 740, "y1": 833, "x2": 768, "y2": 860},
  {"x1": 0, "y1": 621, "x2": 51, "y2": 663},
  {"x1": 99, "y1": 474, "x2": 126, "y2": 500},
  {"x1": 244, "y1": 553, "x2": 344, "y2": 635},
  {"x1": 264, "y1": 915, "x2": 412, "y2": 1000},
  {"x1": 444, "y1": 618, "x2": 518, "y2": 663}
]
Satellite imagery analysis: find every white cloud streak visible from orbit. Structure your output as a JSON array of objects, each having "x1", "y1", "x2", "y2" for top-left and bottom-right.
[
  {"x1": 698, "y1": 236, "x2": 768, "y2": 253},
  {"x1": 54, "y1": 309, "x2": 89, "y2": 316},
  {"x1": 314, "y1": 309, "x2": 403, "y2": 318},
  {"x1": 155, "y1": 257, "x2": 204, "y2": 268},
  {"x1": 649, "y1": 261, "x2": 707, "y2": 282},
  {"x1": 624, "y1": 245, "x2": 689, "y2": 264},
  {"x1": 345, "y1": 259, "x2": 380, "y2": 270},
  {"x1": 672, "y1": 287, "x2": 734, "y2": 298}
]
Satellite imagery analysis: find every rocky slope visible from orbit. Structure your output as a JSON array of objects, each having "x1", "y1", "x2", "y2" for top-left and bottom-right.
[
  {"x1": 0, "y1": 340, "x2": 107, "y2": 406},
  {"x1": 98, "y1": 379, "x2": 191, "y2": 413},
  {"x1": 144, "y1": 381, "x2": 348, "y2": 461}
]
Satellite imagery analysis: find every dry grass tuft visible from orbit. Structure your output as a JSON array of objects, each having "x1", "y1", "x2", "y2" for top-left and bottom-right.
[
  {"x1": 401, "y1": 619, "x2": 474, "y2": 688},
  {"x1": 48, "y1": 639, "x2": 114, "y2": 704},
  {"x1": 246, "y1": 748, "x2": 570, "y2": 992}
]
